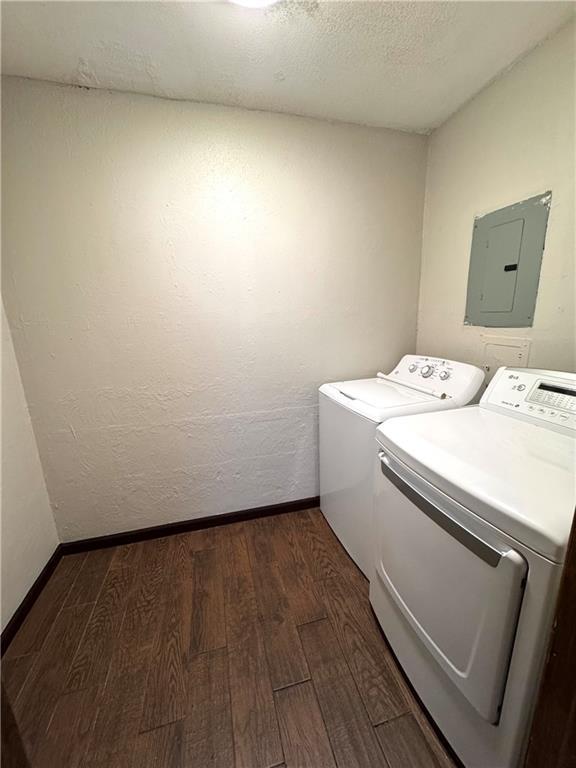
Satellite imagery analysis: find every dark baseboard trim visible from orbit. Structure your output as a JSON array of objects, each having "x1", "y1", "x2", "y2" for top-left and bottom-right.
[
  {"x1": 1, "y1": 545, "x2": 63, "y2": 656},
  {"x1": 61, "y1": 495, "x2": 320, "y2": 554},
  {"x1": 1, "y1": 495, "x2": 318, "y2": 656}
]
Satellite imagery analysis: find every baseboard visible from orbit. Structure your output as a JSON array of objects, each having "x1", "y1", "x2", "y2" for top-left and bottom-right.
[
  {"x1": 1, "y1": 495, "x2": 319, "y2": 655},
  {"x1": 1, "y1": 545, "x2": 63, "y2": 656},
  {"x1": 61, "y1": 495, "x2": 319, "y2": 554}
]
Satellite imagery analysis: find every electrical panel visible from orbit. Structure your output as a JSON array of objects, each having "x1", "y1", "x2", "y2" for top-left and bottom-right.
[{"x1": 464, "y1": 192, "x2": 551, "y2": 327}]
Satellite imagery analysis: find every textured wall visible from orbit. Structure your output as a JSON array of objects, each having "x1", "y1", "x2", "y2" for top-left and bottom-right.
[
  {"x1": 1, "y1": 303, "x2": 59, "y2": 628},
  {"x1": 417, "y1": 21, "x2": 575, "y2": 372},
  {"x1": 2, "y1": 77, "x2": 427, "y2": 541}
]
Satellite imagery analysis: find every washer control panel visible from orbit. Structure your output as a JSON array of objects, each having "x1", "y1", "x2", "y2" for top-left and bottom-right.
[
  {"x1": 387, "y1": 355, "x2": 485, "y2": 406},
  {"x1": 483, "y1": 367, "x2": 576, "y2": 433},
  {"x1": 393, "y1": 356, "x2": 456, "y2": 383}
]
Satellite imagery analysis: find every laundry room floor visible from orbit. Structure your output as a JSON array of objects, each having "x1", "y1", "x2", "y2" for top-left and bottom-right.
[{"x1": 2, "y1": 508, "x2": 456, "y2": 768}]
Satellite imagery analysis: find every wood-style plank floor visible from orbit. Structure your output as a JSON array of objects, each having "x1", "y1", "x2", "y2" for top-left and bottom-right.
[{"x1": 3, "y1": 508, "x2": 456, "y2": 768}]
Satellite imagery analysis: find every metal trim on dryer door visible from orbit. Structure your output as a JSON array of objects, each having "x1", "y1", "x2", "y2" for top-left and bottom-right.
[
  {"x1": 379, "y1": 452, "x2": 502, "y2": 567},
  {"x1": 374, "y1": 447, "x2": 528, "y2": 724}
]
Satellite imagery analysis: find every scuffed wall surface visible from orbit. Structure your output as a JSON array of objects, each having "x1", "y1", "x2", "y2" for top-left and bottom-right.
[
  {"x1": 416, "y1": 22, "x2": 575, "y2": 372},
  {"x1": 2, "y1": 77, "x2": 427, "y2": 540},
  {"x1": 1, "y1": 304, "x2": 59, "y2": 629}
]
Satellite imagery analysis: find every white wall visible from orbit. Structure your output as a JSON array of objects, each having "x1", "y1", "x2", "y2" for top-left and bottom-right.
[
  {"x1": 1, "y1": 303, "x2": 59, "y2": 629},
  {"x1": 417, "y1": 22, "x2": 575, "y2": 373},
  {"x1": 2, "y1": 77, "x2": 427, "y2": 541}
]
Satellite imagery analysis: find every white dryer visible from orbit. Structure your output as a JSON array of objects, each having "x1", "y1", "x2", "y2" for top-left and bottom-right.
[
  {"x1": 371, "y1": 366, "x2": 576, "y2": 768},
  {"x1": 319, "y1": 355, "x2": 484, "y2": 577}
]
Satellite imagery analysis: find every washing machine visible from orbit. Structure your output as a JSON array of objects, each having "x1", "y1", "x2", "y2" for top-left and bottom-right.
[
  {"x1": 370, "y1": 366, "x2": 576, "y2": 768},
  {"x1": 319, "y1": 354, "x2": 484, "y2": 577}
]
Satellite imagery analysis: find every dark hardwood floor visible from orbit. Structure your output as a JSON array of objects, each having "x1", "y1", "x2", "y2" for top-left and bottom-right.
[{"x1": 3, "y1": 508, "x2": 455, "y2": 768}]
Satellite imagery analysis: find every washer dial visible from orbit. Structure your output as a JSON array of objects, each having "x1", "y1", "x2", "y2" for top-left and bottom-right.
[
  {"x1": 421, "y1": 365, "x2": 434, "y2": 378},
  {"x1": 439, "y1": 370, "x2": 451, "y2": 381}
]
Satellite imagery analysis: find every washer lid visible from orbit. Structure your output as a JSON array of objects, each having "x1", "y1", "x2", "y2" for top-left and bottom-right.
[
  {"x1": 319, "y1": 378, "x2": 438, "y2": 423},
  {"x1": 376, "y1": 407, "x2": 576, "y2": 563},
  {"x1": 335, "y1": 378, "x2": 435, "y2": 408}
]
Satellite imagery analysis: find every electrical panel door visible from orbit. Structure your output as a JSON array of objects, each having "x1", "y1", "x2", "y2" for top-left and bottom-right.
[{"x1": 464, "y1": 192, "x2": 551, "y2": 327}]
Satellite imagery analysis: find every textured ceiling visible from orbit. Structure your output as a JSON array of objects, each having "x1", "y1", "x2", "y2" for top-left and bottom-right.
[{"x1": 2, "y1": 1, "x2": 574, "y2": 133}]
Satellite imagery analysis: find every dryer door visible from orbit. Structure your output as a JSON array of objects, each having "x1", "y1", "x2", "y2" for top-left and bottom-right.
[{"x1": 374, "y1": 447, "x2": 527, "y2": 723}]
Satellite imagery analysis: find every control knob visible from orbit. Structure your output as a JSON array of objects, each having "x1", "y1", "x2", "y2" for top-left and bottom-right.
[
  {"x1": 408, "y1": 364, "x2": 417, "y2": 373},
  {"x1": 421, "y1": 365, "x2": 434, "y2": 378},
  {"x1": 439, "y1": 370, "x2": 451, "y2": 381}
]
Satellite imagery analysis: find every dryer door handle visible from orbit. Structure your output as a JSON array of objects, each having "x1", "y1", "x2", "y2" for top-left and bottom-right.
[{"x1": 378, "y1": 450, "x2": 503, "y2": 568}]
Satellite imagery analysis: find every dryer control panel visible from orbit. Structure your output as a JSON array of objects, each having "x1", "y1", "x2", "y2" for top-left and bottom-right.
[
  {"x1": 483, "y1": 367, "x2": 576, "y2": 433},
  {"x1": 384, "y1": 355, "x2": 485, "y2": 406}
]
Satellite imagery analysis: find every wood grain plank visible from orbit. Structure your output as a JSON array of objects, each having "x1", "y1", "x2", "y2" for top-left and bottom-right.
[
  {"x1": 120, "y1": 539, "x2": 172, "y2": 650},
  {"x1": 379, "y1": 637, "x2": 455, "y2": 767},
  {"x1": 130, "y1": 721, "x2": 183, "y2": 768},
  {"x1": 170, "y1": 533, "x2": 197, "y2": 582},
  {"x1": 242, "y1": 516, "x2": 277, "y2": 564},
  {"x1": 1, "y1": 681, "x2": 31, "y2": 768},
  {"x1": 299, "y1": 618, "x2": 387, "y2": 768},
  {"x1": 291, "y1": 510, "x2": 367, "y2": 594},
  {"x1": 252, "y1": 564, "x2": 310, "y2": 689},
  {"x1": 64, "y1": 558, "x2": 135, "y2": 692},
  {"x1": 1, "y1": 653, "x2": 36, "y2": 702},
  {"x1": 376, "y1": 714, "x2": 449, "y2": 768},
  {"x1": 273, "y1": 514, "x2": 326, "y2": 626},
  {"x1": 398, "y1": 702, "x2": 454, "y2": 765},
  {"x1": 84, "y1": 643, "x2": 152, "y2": 767},
  {"x1": 310, "y1": 509, "x2": 369, "y2": 594},
  {"x1": 180, "y1": 526, "x2": 217, "y2": 554},
  {"x1": 222, "y1": 528, "x2": 259, "y2": 650},
  {"x1": 189, "y1": 548, "x2": 226, "y2": 655},
  {"x1": 228, "y1": 626, "x2": 284, "y2": 768},
  {"x1": 183, "y1": 647, "x2": 234, "y2": 768},
  {"x1": 140, "y1": 576, "x2": 192, "y2": 731},
  {"x1": 246, "y1": 520, "x2": 310, "y2": 690},
  {"x1": 39, "y1": 686, "x2": 99, "y2": 768},
  {"x1": 259, "y1": 573, "x2": 311, "y2": 691},
  {"x1": 64, "y1": 547, "x2": 116, "y2": 607},
  {"x1": 13, "y1": 604, "x2": 93, "y2": 760},
  {"x1": 6, "y1": 553, "x2": 86, "y2": 657},
  {"x1": 220, "y1": 522, "x2": 283, "y2": 766},
  {"x1": 275, "y1": 681, "x2": 337, "y2": 768},
  {"x1": 318, "y1": 576, "x2": 410, "y2": 724},
  {"x1": 110, "y1": 541, "x2": 142, "y2": 568},
  {"x1": 290, "y1": 510, "x2": 340, "y2": 582}
]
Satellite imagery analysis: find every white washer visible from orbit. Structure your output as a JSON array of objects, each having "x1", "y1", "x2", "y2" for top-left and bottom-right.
[
  {"x1": 319, "y1": 355, "x2": 484, "y2": 577},
  {"x1": 371, "y1": 366, "x2": 576, "y2": 768}
]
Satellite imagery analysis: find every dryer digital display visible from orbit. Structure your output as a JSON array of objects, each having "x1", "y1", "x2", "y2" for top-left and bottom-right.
[
  {"x1": 529, "y1": 382, "x2": 576, "y2": 412},
  {"x1": 484, "y1": 368, "x2": 576, "y2": 432}
]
